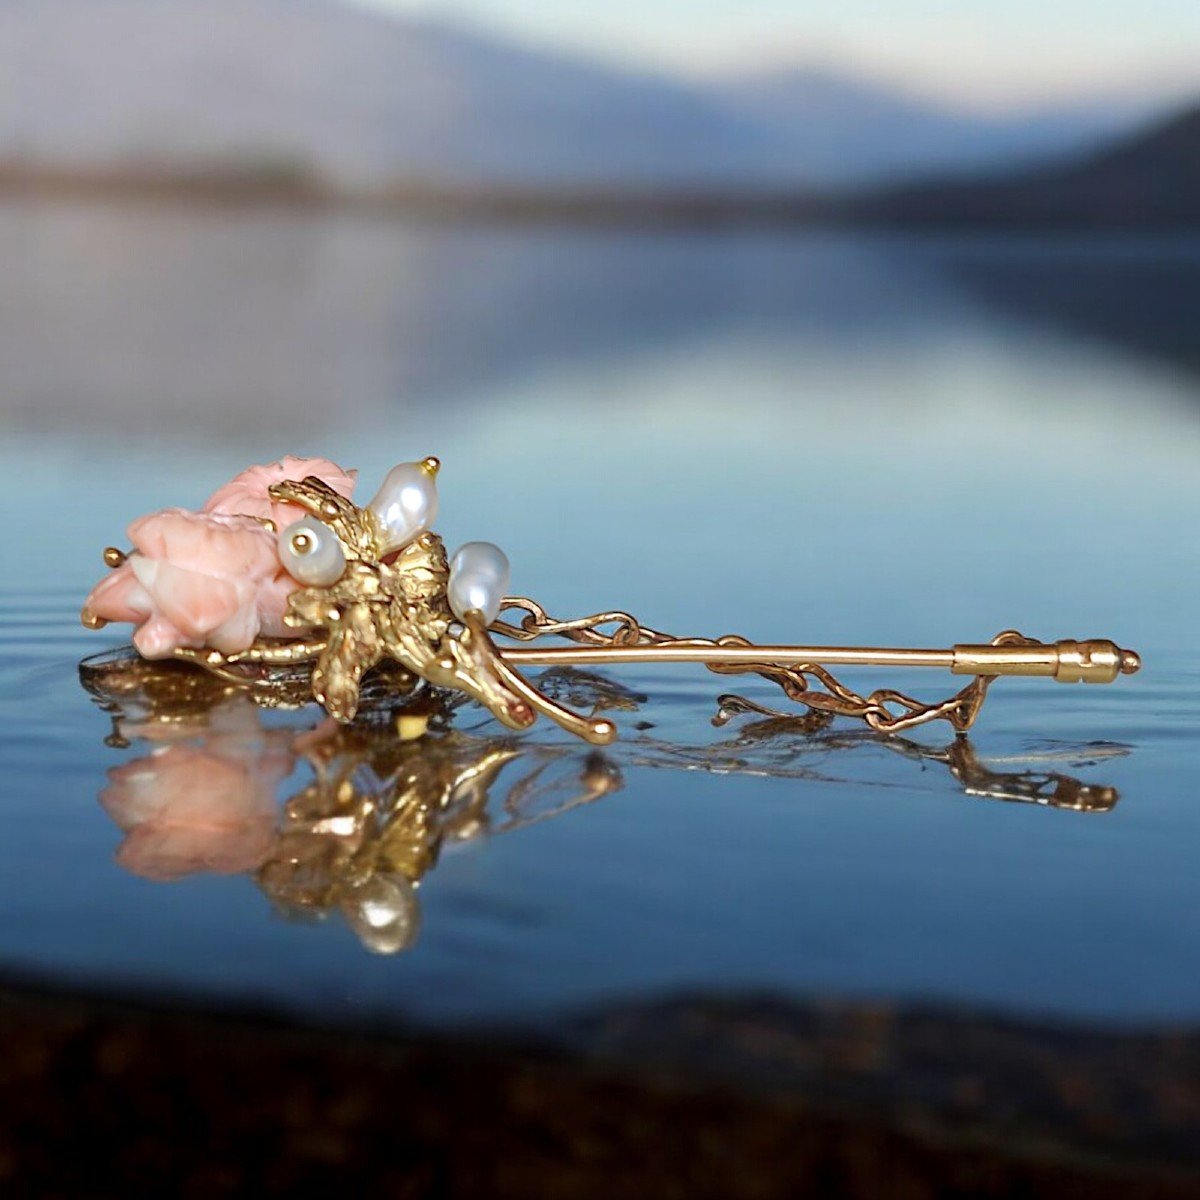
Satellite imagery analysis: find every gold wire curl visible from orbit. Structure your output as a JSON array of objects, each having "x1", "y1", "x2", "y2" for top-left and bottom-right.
[{"x1": 493, "y1": 598, "x2": 1040, "y2": 735}]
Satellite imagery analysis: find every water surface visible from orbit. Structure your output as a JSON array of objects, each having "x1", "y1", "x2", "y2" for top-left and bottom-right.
[{"x1": 3, "y1": 201, "x2": 1198, "y2": 1032}]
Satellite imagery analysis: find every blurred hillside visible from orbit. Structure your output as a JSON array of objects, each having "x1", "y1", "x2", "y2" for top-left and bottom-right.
[
  {"x1": 858, "y1": 103, "x2": 1200, "y2": 228},
  {"x1": 0, "y1": 0, "x2": 1175, "y2": 189}
]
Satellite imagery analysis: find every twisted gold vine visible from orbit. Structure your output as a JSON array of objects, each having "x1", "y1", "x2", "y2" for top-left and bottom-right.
[{"x1": 492, "y1": 598, "x2": 1039, "y2": 734}]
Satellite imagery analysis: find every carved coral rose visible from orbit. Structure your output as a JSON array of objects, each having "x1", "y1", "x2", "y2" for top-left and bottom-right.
[
  {"x1": 83, "y1": 508, "x2": 289, "y2": 657},
  {"x1": 203, "y1": 456, "x2": 356, "y2": 529}
]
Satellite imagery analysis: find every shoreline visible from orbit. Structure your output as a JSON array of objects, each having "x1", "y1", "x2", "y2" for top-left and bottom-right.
[{"x1": 2, "y1": 164, "x2": 1197, "y2": 232}]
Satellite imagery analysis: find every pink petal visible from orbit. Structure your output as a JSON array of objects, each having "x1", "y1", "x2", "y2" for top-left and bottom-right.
[
  {"x1": 84, "y1": 563, "x2": 153, "y2": 623},
  {"x1": 129, "y1": 509, "x2": 279, "y2": 582},
  {"x1": 208, "y1": 599, "x2": 262, "y2": 654},
  {"x1": 148, "y1": 561, "x2": 244, "y2": 640},
  {"x1": 133, "y1": 615, "x2": 189, "y2": 658},
  {"x1": 256, "y1": 570, "x2": 300, "y2": 637},
  {"x1": 202, "y1": 482, "x2": 275, "y2": 524},
  {"x1": 204, "y1": 457, "x2": 357, "y2": 527}
]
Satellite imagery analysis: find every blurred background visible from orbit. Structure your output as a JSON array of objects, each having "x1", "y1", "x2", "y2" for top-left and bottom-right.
[
  {"x1": 3, "y1": 1, "x2": 1200, "y2": 1195},
  {"x1": 4, "y1": 0, "x2": 1199, "y2": 636}
]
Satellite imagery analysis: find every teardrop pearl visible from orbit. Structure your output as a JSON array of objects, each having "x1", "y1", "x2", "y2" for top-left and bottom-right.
[
  {"x1": 367, "y1": 461, "x2": 439, "y2": 553},
  {"x1": 277, "y1": 516, "x2": 346, "y2": 587},
  {"x1": 448, "y1": 541, "x2": 510, "y2": 625}
]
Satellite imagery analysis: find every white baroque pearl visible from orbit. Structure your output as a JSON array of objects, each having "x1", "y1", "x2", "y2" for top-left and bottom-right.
[
  {"x1": 448, "y1": 541, "x2": 510, "y2": 625},
  {"x1": 367, "y1": 460, "x2": 439, "y2": 552},
  {"x1": 277, "y1": 516, "x2": 346, "y2": 586}
]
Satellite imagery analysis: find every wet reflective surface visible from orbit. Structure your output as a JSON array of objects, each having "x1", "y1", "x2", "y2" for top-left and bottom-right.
[
  {"x1": 78, "y1": 651, "x2": 1127, "y2": 957},
  {"x1": 3, "y1": 201, "x2": 1199, "y2": 1032}
]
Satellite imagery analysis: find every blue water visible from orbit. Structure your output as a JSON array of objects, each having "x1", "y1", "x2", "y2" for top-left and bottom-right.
[{"x1": 3, "y1": 202, "x2": 1198, "y2": 1031}]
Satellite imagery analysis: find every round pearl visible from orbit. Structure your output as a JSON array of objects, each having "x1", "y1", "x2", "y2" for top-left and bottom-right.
[
  {"x1": 447, "y1": 541, "x2": 510, "y2": 625},
  {"x1": 277, "y1": 516, "x2": 347, "y2": 587},
  {"x1": 367, "y1": 461, "x2": 439, "y2": 552}
]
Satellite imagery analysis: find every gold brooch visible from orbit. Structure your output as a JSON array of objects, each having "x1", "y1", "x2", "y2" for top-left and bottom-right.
[{"x1": 81, "y1": 456, "x2": 1140, "y2": 744}]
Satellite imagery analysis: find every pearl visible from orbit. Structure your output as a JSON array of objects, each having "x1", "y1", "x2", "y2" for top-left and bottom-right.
[
  {"x1": 367, "y1": 460, "x2": 439, "y2": 553},
  {"x1": 447, "y1": 541, "x2": 510, "y2": 625},
  {"x1": 277, "y1": 516, "x2": 346, "y2": 587}
]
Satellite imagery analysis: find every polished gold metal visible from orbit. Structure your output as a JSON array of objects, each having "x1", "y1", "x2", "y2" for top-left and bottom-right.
[
  {"x1": 491, "y1": 599, "x2": 1139, "y2": 737},
  {"x1": 143, "y1": 475, "x2": 620, "y2": 744},
  {"x1": 502, "y1": 637, "x2": 1137, "y2": 681},
  {"x1": 83, "y1": 467, "x2": 1141, "y2": 743}
]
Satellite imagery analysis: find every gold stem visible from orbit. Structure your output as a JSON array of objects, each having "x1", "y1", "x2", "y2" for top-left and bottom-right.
[{"x1": 500, "y1": 639, "x2": 1140, "y2": 685}]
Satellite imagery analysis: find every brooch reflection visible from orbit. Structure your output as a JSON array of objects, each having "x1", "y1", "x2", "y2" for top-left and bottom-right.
[
  {"x1": 82, "y1": 456, "x2": 1140, "y2": 744},
  {"x1": 82, "y1": 652, "x2": 1125, "y2": 955}
]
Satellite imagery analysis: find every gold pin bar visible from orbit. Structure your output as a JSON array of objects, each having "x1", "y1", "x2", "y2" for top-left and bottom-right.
[{"x1": 501, "y1": 638, "x2": 1140, "y2": 685}]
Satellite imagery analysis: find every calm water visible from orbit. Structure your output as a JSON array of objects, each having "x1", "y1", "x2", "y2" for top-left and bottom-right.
[{"x1": 3, "y1": 201, "x2": 1199, "y2": 1032}]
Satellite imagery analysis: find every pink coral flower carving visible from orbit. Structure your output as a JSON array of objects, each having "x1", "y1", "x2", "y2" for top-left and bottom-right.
[
  {"x1": 84, "y1": 457, "x2": 357, "y2": 657},
  {"x1": 84, "y1": 508, "x2": 290, "y2": 658},
  {"x1": 203, "y1": 455, "x2": 356, "y2": 530}
]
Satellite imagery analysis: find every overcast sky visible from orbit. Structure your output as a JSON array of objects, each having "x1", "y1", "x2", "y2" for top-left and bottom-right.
[{"x1": 354, "y1": 0, "x2": 1200, "y2": 109}]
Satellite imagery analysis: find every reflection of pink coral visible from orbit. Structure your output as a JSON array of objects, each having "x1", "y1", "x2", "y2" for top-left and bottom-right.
[
  {"x1": 84, "y1": 508, "x2": 289, "y2": 658},
  {"x1": 101, "y1": 727, "x2": 293, "y2": 882},
  {"x1": 204, "y1": 456, "x2": 356, "y2": 530}
]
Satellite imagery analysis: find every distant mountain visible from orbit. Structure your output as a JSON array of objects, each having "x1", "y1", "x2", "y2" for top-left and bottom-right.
[
  {"x1": 713, "y1": 67, "x2": 1155, "y2": 184},
  {"x1": 0, "y1": 0, "x2": 1174, "y2": 189},
  {"x1": 856, "y1": 103, "x2": 1200, "y2": 227},
  {"x1": 0, "y1": 0, "x2": 767, "y2": 186}
]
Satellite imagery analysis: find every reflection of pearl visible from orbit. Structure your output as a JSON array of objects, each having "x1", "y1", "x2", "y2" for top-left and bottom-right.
[
  {"x1": 367, "y1": 460, "x2": 439, "y2": 552},
  {"x1": 448, "y1": 541, "x2": 510, "y2": 624},
  {"x1": 340, "y1": 875, "x2": 420, "y2": 956},
  {"x1": 277, "y1": 516, "x2": 346, "y2": 586}
]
